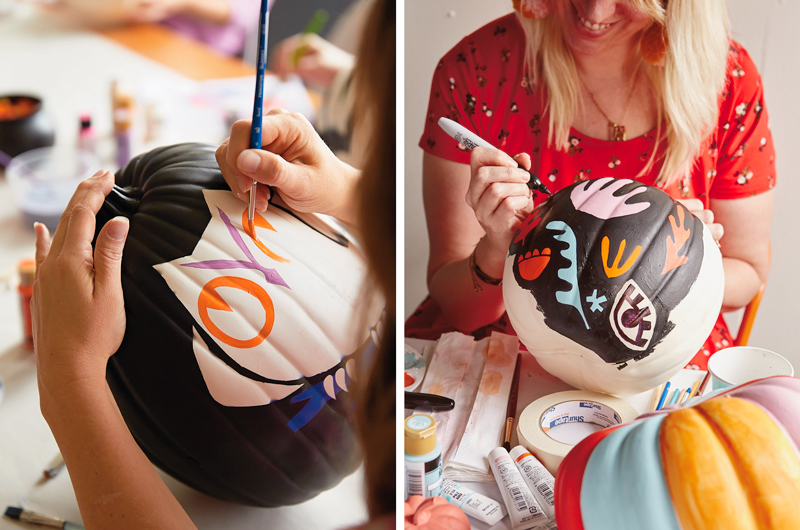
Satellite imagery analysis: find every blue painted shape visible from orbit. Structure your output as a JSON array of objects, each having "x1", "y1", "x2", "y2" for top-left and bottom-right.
[
  {"x1": 546, "y1": 221, "x2": 589, "y2": 328},
  {"x1": 586, "y1": 289, "x2": 607, "y2": 313},
  {"x1": 288, "y1": 378, "x2": 339, "y2": 431},
  {"x1": 581, "y1": 416, "x2": 682, "y2": 530}
]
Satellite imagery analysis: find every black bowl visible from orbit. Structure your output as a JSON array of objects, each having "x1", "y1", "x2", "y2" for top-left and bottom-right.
[{"x1": 0, "y1": 95, "x2": 56, "y2": 162}]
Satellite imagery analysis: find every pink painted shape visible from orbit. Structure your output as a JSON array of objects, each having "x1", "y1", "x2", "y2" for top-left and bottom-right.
[{"x1": 570, "y1": 177, "x2": 651, "y2": 220}]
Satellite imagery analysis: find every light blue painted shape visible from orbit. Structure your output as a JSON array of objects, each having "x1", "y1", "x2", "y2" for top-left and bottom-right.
[
  {"x1": 546, "y1": 221, "x2": 589, "y2": 328},
  {"x1": 586, "y1": 289, "x2": 607, "y2": 313},
  {"x1": 581, "y1": 416, "x2": 682, "y2": 530}
]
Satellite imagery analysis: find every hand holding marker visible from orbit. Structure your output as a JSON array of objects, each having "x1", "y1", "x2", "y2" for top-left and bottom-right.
[
  {"x1": 437, "y1": 117, "x2": 552, "y2": 196},
  {"x1": 248, "y1": 0, "x2": 271, "y2": 221}
]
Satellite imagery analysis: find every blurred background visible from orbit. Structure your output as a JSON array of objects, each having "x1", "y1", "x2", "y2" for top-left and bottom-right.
[{"x1": 404, "y1": 0, "x2": 800, "y2": 372}]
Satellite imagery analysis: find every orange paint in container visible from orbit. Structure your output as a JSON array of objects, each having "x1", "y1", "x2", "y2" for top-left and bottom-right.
[{"x1": 18, "y1": 259, "x2": 35, "y2": 350}]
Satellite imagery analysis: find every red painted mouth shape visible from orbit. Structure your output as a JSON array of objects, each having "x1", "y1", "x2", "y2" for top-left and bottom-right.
[{"x1": 519, "y1": 248, "x2": 551, "y2": 280}]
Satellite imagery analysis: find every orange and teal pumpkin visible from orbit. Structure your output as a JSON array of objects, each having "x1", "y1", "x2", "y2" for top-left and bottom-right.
[
  {"x1": 555, "y1": 376, "x2": 800, "y2": 530},
  {"x1": 504, "y1": 178, "x2": 724, "y2": 395},
  {"x1": 94, "y1": 143, "x2": 383, "y2": 506}
]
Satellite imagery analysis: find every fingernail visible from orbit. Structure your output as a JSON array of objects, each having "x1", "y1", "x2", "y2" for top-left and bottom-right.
[
  {"x1": 235, "y1": 175, "x2": 252, "y2": 193},
  {"x1": 107, "y1": 218, "x2": 129, "y2": 240},
  {"x1": 91, "y1": 169, "x2": 105, "y2": 178},
  {"x1": 237, "y1": 150, "x2": 261, "y2": 173}
]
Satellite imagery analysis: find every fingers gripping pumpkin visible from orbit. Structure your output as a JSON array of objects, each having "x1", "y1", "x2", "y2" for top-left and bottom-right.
[
  {"x1": 504, "y1": 178, "x2": 724, "y2": 395},
  {"x1": 94, "y1": 143, "x2": 384, "y2": 506}
]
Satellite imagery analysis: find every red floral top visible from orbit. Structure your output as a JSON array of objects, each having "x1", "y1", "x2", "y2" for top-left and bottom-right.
[
  {"x1": 412, "y1": 13, "x2": 776, "y2": 370},
  {"x1": 419, "y1": 13, "x2": 775, "y2": 202}
]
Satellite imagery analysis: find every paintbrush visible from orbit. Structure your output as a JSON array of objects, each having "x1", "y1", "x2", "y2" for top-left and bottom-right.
[
  {"x1": 248, "y1": 0, "x2": 271, "y2": 221},
  {"x1": 503, "y1": 353, "x2": 522, "y2": 451},
  {"x1": 4, "y1": 507, "x2": 84, "y2": 529}
]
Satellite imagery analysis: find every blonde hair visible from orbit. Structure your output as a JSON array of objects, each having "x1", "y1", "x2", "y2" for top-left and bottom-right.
[{"x1": 516, "y1": 0, "x2": 730, "y2": 186}]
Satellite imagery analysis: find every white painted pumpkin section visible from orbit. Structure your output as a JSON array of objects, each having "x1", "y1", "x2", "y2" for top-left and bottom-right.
[{"x1": 155, "y1": 190, "x2": 383, "y2": 406}]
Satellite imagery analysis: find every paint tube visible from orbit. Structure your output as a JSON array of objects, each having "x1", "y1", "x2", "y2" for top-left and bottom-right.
[
  {"x1": 509, "y1": 445, "x2": 556, "y2": 520},
  {"x1": 440, "y1": 478, "x2": 507, "y2": 526},
  {"x1": 488, "y1": 447, "x2": 549, "y2": 530}
]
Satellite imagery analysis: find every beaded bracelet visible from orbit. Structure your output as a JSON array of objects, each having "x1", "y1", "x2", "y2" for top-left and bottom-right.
[{"x1": 469, "y1": 246, "x2": 503, "y2": 292}]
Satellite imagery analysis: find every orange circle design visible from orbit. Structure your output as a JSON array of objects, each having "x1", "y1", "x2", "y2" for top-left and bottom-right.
[{"x1": 198, "y1": 276, "x2": 275, "y2": 349}]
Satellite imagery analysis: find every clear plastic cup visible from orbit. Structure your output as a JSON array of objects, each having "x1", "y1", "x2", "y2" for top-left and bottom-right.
[{"x1": 6, "y1": 147, "x2": 100, "y2": 232}]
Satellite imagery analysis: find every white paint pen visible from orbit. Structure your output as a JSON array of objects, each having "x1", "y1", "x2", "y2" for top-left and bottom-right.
[
  {"x1": 440, "y1": 478, "x2": 507, "y2": 526},
  {"x1": 509, "y1": 445, "x2": 556, "y2": 521},
  {"x1": 488, "y1": 447, "x2": 549, "y2": 530}
]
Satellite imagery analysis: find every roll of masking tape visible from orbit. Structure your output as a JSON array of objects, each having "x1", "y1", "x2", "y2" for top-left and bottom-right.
[{"x1": 516, "y1": 391, "x2": 639, "y2": 475}]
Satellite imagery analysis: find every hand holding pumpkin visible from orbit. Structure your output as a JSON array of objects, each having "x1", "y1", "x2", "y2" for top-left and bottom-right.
[
  {"x1": 677, "y1": 198, "x2": 724, "y2": 243},
  {"x1": 32, "y1": 170, "x2": 130, "y2": 403},
  {"x1": 216, "y1": 110, "x2": 361, "y2": 226}
]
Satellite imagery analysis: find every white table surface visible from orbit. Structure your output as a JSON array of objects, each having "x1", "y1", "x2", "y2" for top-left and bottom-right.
[
  {"x1": 0, "y1": 4, "x2": 366, "y2": 529},
  {"x1": 404, "y1": 338, "x2": 707, "y2": 530}
]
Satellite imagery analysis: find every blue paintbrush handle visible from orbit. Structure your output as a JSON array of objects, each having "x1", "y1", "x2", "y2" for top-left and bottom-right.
[{"x1": 250, "y1": 0, "x2": 270, "y2": 150}]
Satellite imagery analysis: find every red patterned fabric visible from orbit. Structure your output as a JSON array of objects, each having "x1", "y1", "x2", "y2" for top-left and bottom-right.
[{"x1": 408, "y1": 13, "x2": 775, "y2": 371}]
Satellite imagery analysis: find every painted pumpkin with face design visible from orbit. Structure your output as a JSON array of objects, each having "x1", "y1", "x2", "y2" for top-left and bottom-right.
[
  {"x1": 503, "y1": 178, "x2": 724, "y2": 395},
  {"x1": 94, "y1": 143, "x2": 383, "y2": 506}
]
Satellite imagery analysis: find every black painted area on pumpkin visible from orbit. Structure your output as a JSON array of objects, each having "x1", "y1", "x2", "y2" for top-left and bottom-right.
[
  {"x1": 510, "y1": 179, "x2": 704, "y2": 365},
  {"x1": 94, "y1": 144, "x2": 360, "y2": 507}
]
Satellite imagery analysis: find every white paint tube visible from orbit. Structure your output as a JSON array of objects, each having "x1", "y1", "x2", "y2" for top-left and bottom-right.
[
  {"x1": 440, "y1": 478, "x2": 507, "y2": 526},
  {"x1": 509, "y1": 445, "x2": 556, "y2": 520},
  {"x1": 488, "y1": 447, "x2": 549, "y2": 530}
]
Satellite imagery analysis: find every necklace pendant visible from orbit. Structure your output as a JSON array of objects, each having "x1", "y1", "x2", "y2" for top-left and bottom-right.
[{"x1": 610, "y1": 123, "x2": 626, "y2": 142}]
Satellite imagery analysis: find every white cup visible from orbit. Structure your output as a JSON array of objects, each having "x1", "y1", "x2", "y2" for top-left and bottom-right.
[{"x1": 707, "y1": 346, "x2": 794, "y2": 390}]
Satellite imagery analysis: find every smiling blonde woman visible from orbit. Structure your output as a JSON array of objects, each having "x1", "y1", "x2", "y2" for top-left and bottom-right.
[{"x1": 407, "y1": 0, "x2": 774, "y2": 371}]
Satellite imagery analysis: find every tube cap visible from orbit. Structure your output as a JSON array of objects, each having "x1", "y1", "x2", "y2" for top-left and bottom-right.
[{"x1": 405, "y1": 414, "x2": 437, "y2": 455}]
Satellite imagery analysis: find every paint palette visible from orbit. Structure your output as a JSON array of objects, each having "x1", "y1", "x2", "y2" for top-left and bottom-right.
[{"x1": 404, "y1": 344, "x2": 426, "y2": 392}]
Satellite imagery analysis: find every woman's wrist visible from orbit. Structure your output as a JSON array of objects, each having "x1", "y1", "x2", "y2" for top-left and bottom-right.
[
  {"x1": 328, "y1": 163, "x2": 362, "y2": 228},
  {"x1": 473, "y1": 236, "x2": 507, "y2": 282}
]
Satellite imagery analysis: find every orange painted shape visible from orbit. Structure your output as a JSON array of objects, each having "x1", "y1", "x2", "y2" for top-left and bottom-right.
[
  {"x1": 662, "y1": 207, "x2": 691, "y2": 274},
  {"x1": 241, "y1": 209, "x2": 291, "y2": 264},
  {"x1": 660, "y1": 397, "x2": 800, "y2": 530},
  {"x1": 518, "y1": 248, "x2": 551, "y2": 280},
  {"x1": 198, "y1": 276, "x2": 275, "y2": 349},
  {"x1": 601, "y1": 236, "x2": 641, "y2": 278}
]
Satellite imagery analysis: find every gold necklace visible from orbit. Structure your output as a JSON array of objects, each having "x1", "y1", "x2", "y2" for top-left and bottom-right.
[{"x1": 581, "y1": 65, "x2": 641, "y2": 141}]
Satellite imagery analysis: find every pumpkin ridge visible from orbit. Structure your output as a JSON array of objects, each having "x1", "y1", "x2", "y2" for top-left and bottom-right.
[
  {"x1": 660, "y1": 406, "x2": 758, "y2": 530},
  {"x1": 694, "y1": 398, "x2": 800, "y2": 529}
]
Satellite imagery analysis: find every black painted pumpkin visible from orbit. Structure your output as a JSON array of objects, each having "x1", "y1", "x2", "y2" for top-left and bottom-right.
[
  {"x1": 95, "y1": 143, "x2": 382, "y2": 506},
  {"x1": 503, "y1": 178, "x2": 724, "y2": 395}
]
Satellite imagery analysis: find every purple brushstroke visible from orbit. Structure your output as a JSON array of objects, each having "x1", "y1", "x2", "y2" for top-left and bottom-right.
[{"x1": 181, "y1": 207, "x2": 290, "y2": 290}]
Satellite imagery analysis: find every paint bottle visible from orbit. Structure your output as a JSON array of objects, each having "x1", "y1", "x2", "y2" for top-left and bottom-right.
[
  {"x1": 404, "y1": 414, "x2": 442, "y2": 499},
  {"x1": 488, "y1": 446, "x2": 548, "y2": 530},
  {"x1": 77, "y1": 114, "x2": 95, "y2": 155},
  {"x1": 113, "y1": 92, "x2": 133, "y2": 168},
  {"x1": 509, "y1": 445, "x2": 556, "y2": 520},
  {"x1": 17, "y1": 259, "x2": 35, "y2": 350}
]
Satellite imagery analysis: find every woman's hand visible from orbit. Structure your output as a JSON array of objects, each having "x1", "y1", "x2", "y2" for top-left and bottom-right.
[
  {"x1": 216, "y1": 109, "x2": 360, "y2": 225},
  {"x1": 32, "y1": 170, "x2": 130, "y2": 404},
  {"x1": 465, "y1": 147, "x2": 534, "y2": 269},
  {"x1": 678, "y1": 198, "x2": 724, "y2": 243},
  {"x1": 272, "y1": 33, "x2": 355, "y2": 89}
]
